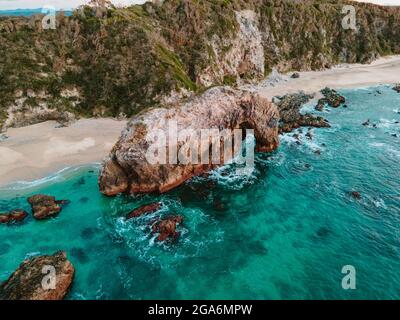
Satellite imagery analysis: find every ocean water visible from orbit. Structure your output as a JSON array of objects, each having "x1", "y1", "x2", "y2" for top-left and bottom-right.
[
  {"x1": 0, "y1": 9, "x2": 72, "y2": 17},
  {"x1": 0, "y1": 85, "x2": 399, "y2": 300}
]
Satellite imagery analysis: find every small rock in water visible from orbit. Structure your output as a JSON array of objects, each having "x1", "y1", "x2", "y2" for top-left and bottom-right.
[
  {"x1": 152, "y1": 215, "x2": 183, "y2": 242},
  {"x1": 305, "y1": 131, "x2": 313, "y2": 140},
  {"x1": 320, "y1": 87, "x2": 346, "y2": 108},
  {"x1": 27, "y1": 194, "x2": 69, "y2": 220},
  {"x1": 0, "y1": 251, "x2": 74, "y2": 300},
  {"x1": 314, "y1": 150, "x2": 321, "y2": 155},
  {"x1": 0, "y1": 134, "x2": 9, "y2": 141},
  {"x1": 350, "y1": 191, "x2": 362, "y2": 200},
  {"x1": 0, "y1": 210, "x2": 28, "y2": 224},
  {"x1": 126, "y1": 202, "x2": 161, "y2": 220},
  {"x1": 393, "y1": 84, "x2": 400, "y2": 93},
  {"x1": 362, "y1": 119, "x2": 370, "y2": 126}
]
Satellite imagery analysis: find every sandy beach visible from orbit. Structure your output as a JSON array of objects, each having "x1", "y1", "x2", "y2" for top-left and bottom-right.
[
  {"x1": 0, "y1": 118, "x2": 126, "y2": 186},
  {"x1": 1, "y1": 55, "x2": 399, "y2": 187},
  {"x1": 258, "y1": 55, "x2": 400, "y2": 98}
]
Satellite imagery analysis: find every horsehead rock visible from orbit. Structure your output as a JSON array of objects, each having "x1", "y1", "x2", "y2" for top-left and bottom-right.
[{"x1": 99, "y1": 87, "x2": 280, "y2": 196}]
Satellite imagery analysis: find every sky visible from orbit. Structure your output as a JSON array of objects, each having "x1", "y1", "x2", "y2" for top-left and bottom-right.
[{"x1": 0, "y1": 0, "x2": 399, "y2": 10}]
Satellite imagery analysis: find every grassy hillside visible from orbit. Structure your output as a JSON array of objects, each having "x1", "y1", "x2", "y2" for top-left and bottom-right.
[{"x1": 1, "y1": 0, "x2": 399, "y2": 129}]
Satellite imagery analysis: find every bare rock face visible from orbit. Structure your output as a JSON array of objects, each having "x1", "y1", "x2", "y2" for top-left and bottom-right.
[
  {"x1": 99, "y1": 87, "x2": 280, "y2": 196},
  {"x1": 0, "y1": 210, "x2": 28, "y2": 224},
  {"x1": 0, "y1": 251, "x2": 74, "y2": 300},
  {"x1": 27, "y1": 195, "x2": 69, "y2": 220}
]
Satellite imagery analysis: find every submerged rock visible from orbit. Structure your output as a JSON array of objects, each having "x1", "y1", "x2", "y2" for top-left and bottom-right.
[
  {"x1": 27, "y1": 195, "x2": 69, "y2": 220},
  {"x1": 152, "y1": 215, "x2": 184, "y2": 242},
  {"x1": 350, "y1": 191, "x2": 362, "y2": 200},
  {"x1": 0, "y1": 251, "x2": 74, "y2": 300},
  {"x1": 0, "y1": 210, "x2": 28, "y2": 224},
  {"x1": 99, "y1": 87, "x2": 280, "y2": 196},
  {"x1": 126, "y1": 202, "x2": 161, "y2": 220}
]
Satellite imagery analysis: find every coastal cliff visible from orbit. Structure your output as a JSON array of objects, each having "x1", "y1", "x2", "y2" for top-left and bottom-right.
[{"x1": 1, "y1": 0, "x2": 400, "y2": 131}]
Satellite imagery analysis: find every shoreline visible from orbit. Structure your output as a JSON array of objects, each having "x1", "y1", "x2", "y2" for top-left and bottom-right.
[
  {"x1": 0, "y1": 118, "x2": 127, "y2": 187},
  {"x1": 1, "y1": 55, "x2": 399, "y2": 187},
  {"x1": 256, "y1": 55, "x2": 400, "y2": 98}
]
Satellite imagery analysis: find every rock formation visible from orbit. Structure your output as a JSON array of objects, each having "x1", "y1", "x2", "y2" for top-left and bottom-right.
[
  {"x1": 27, "y1": 195, "x2": 69, "y2": 220},
  {"x1": 275, "y1": 92, "x2": 330, "y2": 133},
  {"x1": 0, "y1": 210, "x2": 28, "y2": 224},
  {"x1": 0, "y1": 251, "x2": 74, "y2": 300},
  {"x1": 317, "y1": 87, "x2": 346, "y2": 108},
  {"x1": 152, "y1": 215, "x2": 183, "y2": 242},
  {"x1": 126, "y1": 202, "x2": 161, "y2": 220},
  {"x1": 99, "y1": 87, "x2": 280, "y2": 196}
]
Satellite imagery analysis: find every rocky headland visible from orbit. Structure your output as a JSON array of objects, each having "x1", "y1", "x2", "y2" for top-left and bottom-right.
[{"x1": 99, "y1": 87, "x2": 280, "y2": 196}]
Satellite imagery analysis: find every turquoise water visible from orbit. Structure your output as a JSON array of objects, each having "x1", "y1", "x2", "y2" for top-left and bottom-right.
[
  {"x1": 1, "y1": 85, "x2": 399, "y2": 299},
  {"x1": 0, "y1": 9, "x2": 72, "y2": 17}
]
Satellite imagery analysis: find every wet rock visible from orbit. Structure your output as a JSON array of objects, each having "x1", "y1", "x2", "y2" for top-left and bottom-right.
[
  {"x1": 27, "y1": 195, "x2": 69, "y2": 220},
  {"x1": 305, "y1": 130, "x2": 313, "y2": 140},
  {"x1": 275, "y1": 92, "x2": 330, "y2": 133},
  {"x1": 0, "y1": 251, "x2": 74, "y2": 300},
  {"x1": 315, "y1": 102, "x2": 324, "y2": 112},
  {"x1": 291, "y1": 72, "x2": 300, "y2": 79},
  {"x1": 362, "y1": 119, "x2": 370, "y2": 126},
  {"x1": 393, "y1": 84, "x2": 400, "y2": 93},
  {"x1": 152, "y1": 215, "x2": 183, "y2": 242},
  {"x1": 314, "y1": 150, "x2": 321, "y2": 155},
  {"x1": 319, "y1": 87, "x2": 346, "y2": 108},
  {"x1": 0, "y1": 210, "x2": 28, "y2": 224},
  {"x1": 350, "y1": 191, "x2": 362, "y2": 200},
  {"x1": 126, "y1": 202, "x2": 161, "y2": 220}
]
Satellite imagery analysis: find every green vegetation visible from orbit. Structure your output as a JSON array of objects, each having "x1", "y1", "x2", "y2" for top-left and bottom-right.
[{"x1": 0, "y1": 0, "x2": 399, "y2": 129}]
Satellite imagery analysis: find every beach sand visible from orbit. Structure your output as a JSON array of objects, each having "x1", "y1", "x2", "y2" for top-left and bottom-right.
[
  {"x1": 1, "y1": 55, "x2": 399, "y2": 186},
  {"x1": 0, "y1": 118, "x2": 126, "y2": 186},
  {"x1": 257, "y1": 55, "x2": 400, "y2": 98}
]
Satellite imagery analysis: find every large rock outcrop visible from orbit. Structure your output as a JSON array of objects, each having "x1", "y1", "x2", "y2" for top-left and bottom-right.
[
  {"x1": 99, "y1": 87, "x2": 279, "y2": 196},
  {"x1": 0, "y1": 251, "x2": 74, "y2": 300}
]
